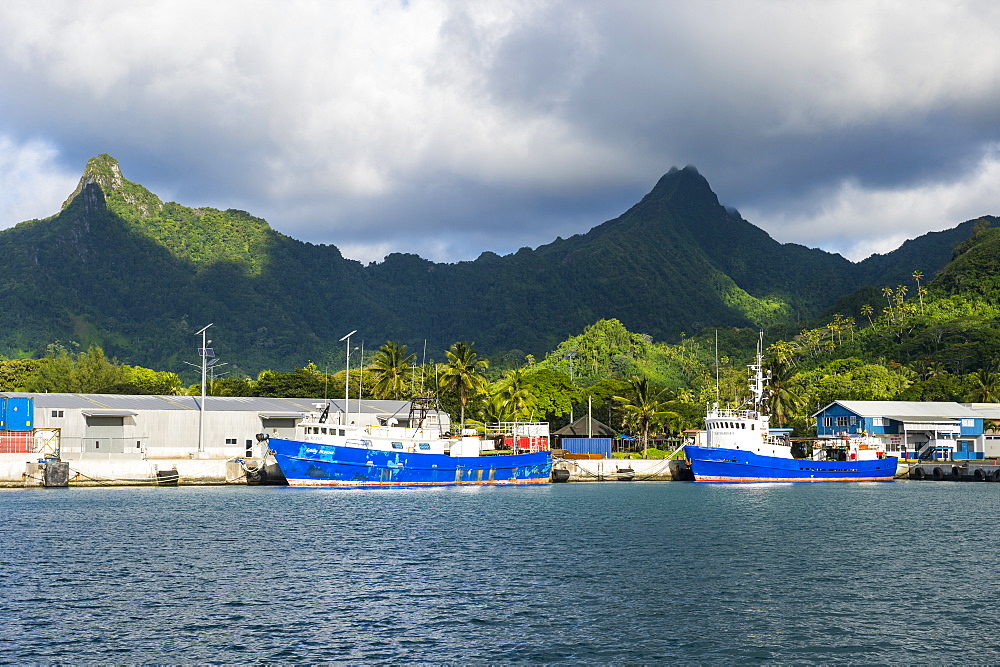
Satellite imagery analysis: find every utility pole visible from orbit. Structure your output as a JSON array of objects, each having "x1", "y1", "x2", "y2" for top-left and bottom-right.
[
  {"x1": 195, "y1": 323, "x2": 214, "y2": 454},
  {"x1": 340, "y1": 330, "x2": 357, "y2": 426}
]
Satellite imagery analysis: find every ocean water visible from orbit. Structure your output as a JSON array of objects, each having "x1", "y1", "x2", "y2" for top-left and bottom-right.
[{"x1": 1, "y1": 481, "x2": 997, "y2": 664}]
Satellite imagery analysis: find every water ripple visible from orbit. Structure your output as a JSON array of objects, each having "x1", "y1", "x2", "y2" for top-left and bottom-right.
[{"x1": 1, "y1": 482, "x2": 998, "y2": 663}]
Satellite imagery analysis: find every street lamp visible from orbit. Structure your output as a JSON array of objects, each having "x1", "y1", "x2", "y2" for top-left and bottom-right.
[
  {"x1": 195, "y1": 323, "x2": 214, "y2": 454},
  {"x1": 340, "y1": 330, "x2": 357, "y2": 426}
]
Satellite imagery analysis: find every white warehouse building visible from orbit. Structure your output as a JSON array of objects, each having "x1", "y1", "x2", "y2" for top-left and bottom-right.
[{"x1": 0, "y1": 392, "x2": 450, "y2": 485}]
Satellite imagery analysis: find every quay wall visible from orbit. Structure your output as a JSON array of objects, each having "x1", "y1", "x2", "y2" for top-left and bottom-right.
[
  {"x1": 904, "y1": 460, "x2": 1000, "y2": 482},
  {"x1": 554, "y1": 457, "x2": 687, "y2": 482},
  {"x1": 0, "y1": 453, "x2": 247, "y2": 487}
]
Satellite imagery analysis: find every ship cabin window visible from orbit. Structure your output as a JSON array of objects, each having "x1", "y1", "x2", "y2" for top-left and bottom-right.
[
  {"x1": 225, "y1": 438, "x2": 237, "y2": 445},
  {"x1": 339, "y1": 429, "x2": 346, "y2": 436},
  {"x1": 321, "y1": 428, "x2": 327, "y2": 434},
  {"x1": 750, "y1": 424, "x2": 755, "y2": 430},
  {"x1": 418, "y1": 443, "x2": 431, "y2": 451},
  {"x1": 391, "y1": 442, "x2": 404, "y2": 449}
]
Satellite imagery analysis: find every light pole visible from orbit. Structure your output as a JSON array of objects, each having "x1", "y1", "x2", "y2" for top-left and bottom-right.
[
  {"x1": 340, "y1": 330, "x2": 357, "y2": 426},
  {"x1": 195, "y1": 323, "x2": 214, "y2": 454},
  {"x1": 208, "y1": 361, "x2": 228, "y2": 392}
]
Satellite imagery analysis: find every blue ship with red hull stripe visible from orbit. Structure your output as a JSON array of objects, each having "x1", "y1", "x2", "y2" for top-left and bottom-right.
[
  {"x1": 262, "y1": 401, "x2": 553, "y2": 488},
  {"x1": 687, "y1": 334, "x2": 897, "y2": 483},
  {"x1": 684, "y1": 445, "x2": 897, "y2": 482},
  {"x1": 270, "y1": 437, "x2": 552, "y2": 487}
]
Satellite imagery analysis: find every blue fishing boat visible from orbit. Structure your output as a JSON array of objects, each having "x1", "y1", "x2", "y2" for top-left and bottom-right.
[
  {"x1": 265, "y1": 405, "x2": 552, "y2": 487},
  {"x1": 684, "y1": 339, "x2": 897, "y2": 483}
]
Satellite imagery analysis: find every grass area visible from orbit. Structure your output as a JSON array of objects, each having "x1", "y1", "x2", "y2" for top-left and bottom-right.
[{"x1": 612, "y1": 447, "x2": 682, "y2": 460}]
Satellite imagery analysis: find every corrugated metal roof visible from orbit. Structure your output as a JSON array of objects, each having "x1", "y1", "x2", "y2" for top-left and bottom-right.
[
  {"x1": 829, "y1": 401, "x2": 981, "y2": 419},
  {"x1": 0, "y1": 392, "x2": 445, "y2": 416},
  {"x1": 0, "y1": 393, "x2": 192, "y2": 410},
  {"x1": 964, "y1": 403, "x2": 1000, "y2": 419}
]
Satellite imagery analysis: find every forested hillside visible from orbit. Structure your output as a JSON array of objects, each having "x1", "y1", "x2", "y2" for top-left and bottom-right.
[{"x1": 0, "y1": 154, "x2": 992, "y2": 378}]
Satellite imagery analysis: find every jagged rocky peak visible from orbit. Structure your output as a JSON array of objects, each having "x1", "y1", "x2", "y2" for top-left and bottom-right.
[{"x1": 61, "y1": 154, "x2": 163, "y2": 217}]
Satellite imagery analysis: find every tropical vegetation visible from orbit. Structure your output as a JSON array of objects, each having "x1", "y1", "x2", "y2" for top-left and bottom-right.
[{"x1": 5, "y1": 157, "x2": 1000, "y2": 451}]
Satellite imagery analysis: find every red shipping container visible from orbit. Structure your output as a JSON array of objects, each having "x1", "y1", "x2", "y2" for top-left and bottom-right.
[{"x1": 0, "y1": 431, "x2": 33, "y2": 454}]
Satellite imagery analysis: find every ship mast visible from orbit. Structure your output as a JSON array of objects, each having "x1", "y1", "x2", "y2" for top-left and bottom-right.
[{"x1": 747, "y1": 332, "x2": 769, "y2": 414}]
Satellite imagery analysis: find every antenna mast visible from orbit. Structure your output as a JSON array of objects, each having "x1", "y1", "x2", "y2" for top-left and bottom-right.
[{"x1": 714, "y1": 330, "x2": 720, "y2": 404}]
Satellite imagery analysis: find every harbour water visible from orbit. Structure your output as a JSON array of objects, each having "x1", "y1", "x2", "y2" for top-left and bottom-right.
[{"x1": 1, "y1": 481, "x2": 997, "y2": 663}]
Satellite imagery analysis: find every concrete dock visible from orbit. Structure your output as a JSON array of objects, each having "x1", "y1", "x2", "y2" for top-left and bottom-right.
[
  {"x1": 904, "y1": 460, "x2": 1000, "y2": 482},
  {"x1": 1, "y1": 452, "x2": 260, "y2": 487},
  {"x1": 551, "y1": 457, "x2": 691, "y2": 482}
]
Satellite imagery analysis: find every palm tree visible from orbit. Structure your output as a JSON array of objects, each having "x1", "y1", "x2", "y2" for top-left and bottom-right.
[
  {"x1": 439, "y1": 342, "x2": 489, "y2": 428},
  {"x1": 614, "y1": 376, "x2": 670, "y2": 458},
  {"x1": 367, "y1": 341, "x2": 416, "y2": 400},
  {"x1": 477, "y1": 392, "x2": 518, "y2": 426},
  {"x1": 493, "y1": 367, "x2": 534, "y2": 421},
  {"x1": 766, "y1": 358, "x2": 805, "y2": 427},
  {"x1": 967, "y1": 366, "x2": 1000, "y2": 402},
  {"x1": 860, "y1": 304, "x2": 874, "y2": 328}
]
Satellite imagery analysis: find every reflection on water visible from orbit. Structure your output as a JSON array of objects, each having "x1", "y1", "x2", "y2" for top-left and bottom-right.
[{"x1": 0, "y1": 482, "x2": 996, "y2": 663}]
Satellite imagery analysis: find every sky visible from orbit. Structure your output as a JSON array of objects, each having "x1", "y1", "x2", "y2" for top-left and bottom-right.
[{"x1": 2, "y1": 0, "x2": 1000, "y2": 265}]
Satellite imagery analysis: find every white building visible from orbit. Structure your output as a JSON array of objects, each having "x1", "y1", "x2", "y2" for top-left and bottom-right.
[{"x1": 0, "y1": 393, "x2": 450, "y2": 484}]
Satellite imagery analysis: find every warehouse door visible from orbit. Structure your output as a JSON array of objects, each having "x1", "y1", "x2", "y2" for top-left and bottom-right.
[{"x1": 85, "y1": 416, "x2": 125, "y2": 453}]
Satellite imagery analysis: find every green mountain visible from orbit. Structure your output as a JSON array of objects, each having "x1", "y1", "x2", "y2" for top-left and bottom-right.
[{"x1": 0, "y1": 155, "x2": 990, "y2": 375}]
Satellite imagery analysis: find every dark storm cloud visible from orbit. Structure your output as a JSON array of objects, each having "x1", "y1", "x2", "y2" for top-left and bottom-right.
[{"x1": 2, "y1": 1, "x2": 1000, "y2": 263}]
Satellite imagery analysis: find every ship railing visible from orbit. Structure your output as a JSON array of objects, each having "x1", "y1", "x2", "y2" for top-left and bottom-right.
[
  {"x1": 706, "y1": 408, "x2": 760, "y2": 420},
  {"x1": 478, "y1": 422, "x2": 551, "y2": 453},
  {"x1": 482, "y1": 422, "x2": 550, "y2": 438},
  {"x1": 363, "y1": 425, "x2": 442, "y2": 439}
]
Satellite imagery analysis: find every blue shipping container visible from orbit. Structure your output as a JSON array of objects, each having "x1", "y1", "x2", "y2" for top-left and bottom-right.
[
  {"x1": 561, "y1": 437, "x2": 612, "y2": 458},
  {"x1": 3, "y1": 397, "x2": 33, "y2": 431},
  {"x1": 0, "y1": 397, "x2": 5, "y2": 428}
]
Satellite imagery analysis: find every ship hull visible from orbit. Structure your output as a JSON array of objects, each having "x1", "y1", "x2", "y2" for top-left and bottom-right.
[
  {"x1": 685, "y1": 445, "x2": 897, "y2": 482},
  {"x1": 269, "y1": 437, "x2": 552, "y2": 487}
]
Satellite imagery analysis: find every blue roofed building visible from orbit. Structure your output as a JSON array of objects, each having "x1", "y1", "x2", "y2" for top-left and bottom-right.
[{"x1": 812, "y1": 401, "x2": 996, "y2": 460}]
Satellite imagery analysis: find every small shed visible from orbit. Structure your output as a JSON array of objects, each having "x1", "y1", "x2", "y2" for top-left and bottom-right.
[{"x1": 554, "y1": 416, "x2": 616, "y2": 439}]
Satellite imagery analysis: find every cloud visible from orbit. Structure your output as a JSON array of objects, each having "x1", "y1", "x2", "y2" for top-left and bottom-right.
[
  {"x1": 743, "y1": 144, "x2": 1000, "y2": 260},
  {"x1": 0, "y1": 1, "x2": 999, "y2": 263},
  {"x1": 0, "y1": 136, "x2": 78, "y2": 226}
]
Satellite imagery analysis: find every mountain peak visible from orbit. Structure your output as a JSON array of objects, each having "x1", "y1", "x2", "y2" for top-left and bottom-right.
[
  {"x1": 83, "y1": 153, "x2": 126, "y2": 189},
  {"x1": 61, "y1": 154, "x2": 163, "y2": 217},
  {"x1": 652, "y1": 164, "x2": 714, "y2": 199}
]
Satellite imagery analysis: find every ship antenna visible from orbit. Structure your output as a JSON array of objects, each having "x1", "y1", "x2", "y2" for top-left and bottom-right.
[
  {"x1": 715, "y1": 329, "x2": 720, "y2": 404},
  {"x1": 749, "y1": 331, "x2": 766, "y2": 412}
]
